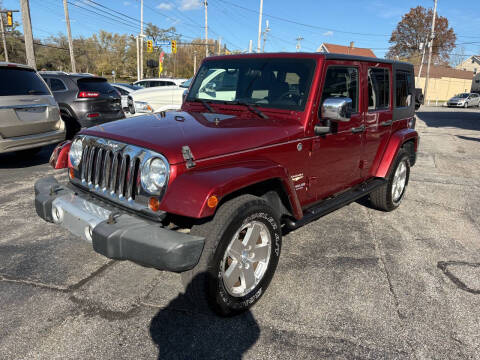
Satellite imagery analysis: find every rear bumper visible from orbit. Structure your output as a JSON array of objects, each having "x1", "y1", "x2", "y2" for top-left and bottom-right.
[
  {"x1": 34, "y1": 176, "x2": 204, "y2": 272},
  {"x1": 76, "y1": 112, "x2": 125, "y2": 128},
  {"x1": 0, "y1": 128, "x2": 65, "y2": 154}
]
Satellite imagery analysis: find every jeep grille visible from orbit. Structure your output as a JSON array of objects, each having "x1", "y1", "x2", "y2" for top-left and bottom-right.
[{"x1": 70, "y1": 135, "x2": 168, "y2": 214}]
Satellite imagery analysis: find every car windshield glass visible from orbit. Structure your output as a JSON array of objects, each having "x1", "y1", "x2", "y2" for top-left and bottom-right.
[
  {"x1": 455, "y1": 93, "x2": 469, "y2": 98},
  {"x1": 78, "y1": 78, "x2": 116, "y2": 94},
  {"x1": 187, "y1": 58, "x2": 316, "y2": 111},
  {"x1": 0, "y1": 67, "x2": 50, "y2": 96}
]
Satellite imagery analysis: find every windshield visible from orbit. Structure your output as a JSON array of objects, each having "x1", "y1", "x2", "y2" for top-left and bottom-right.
[
  {"x1": 455, "y1": 93, "x2": 469, "y2": 98},
  {"x1": 187, "y1": 58, "x2": 316, "y2": 111}
]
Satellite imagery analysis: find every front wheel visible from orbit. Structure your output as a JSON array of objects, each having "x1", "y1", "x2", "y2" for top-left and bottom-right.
[
  {"x1": 370, "y1": 149, "x2": 410, "y2": 211},
  {"x1": 181, "y1": 194, "x2": 282, "y2": 316}
]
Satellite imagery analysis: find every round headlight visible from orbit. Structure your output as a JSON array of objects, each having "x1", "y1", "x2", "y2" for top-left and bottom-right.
[
  {"x1": 141, "y1": 157, "x2": 168, "y2": 194},
  {"x1": 69, "y1": 138, "x2": 83, "y2": 168}
]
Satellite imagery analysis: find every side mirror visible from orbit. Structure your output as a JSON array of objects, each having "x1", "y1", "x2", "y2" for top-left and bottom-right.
[
  {"x1": 321, "y1": 97, "x2": 352, "y2": 122},
  {"x1": 204, "y1": 82, "x2": 216, "y2": 94}
]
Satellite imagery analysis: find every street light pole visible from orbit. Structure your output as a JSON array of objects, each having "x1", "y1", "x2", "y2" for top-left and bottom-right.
[
  {"x1": 424, "y1": 0, "x2": 438, "y2": 102},
  {"x1": 256, "y1": 0, "x2": 263, "y2": 53},
  {"x1": 204, "y1": 0, "x2": 208, "y2": 57}
]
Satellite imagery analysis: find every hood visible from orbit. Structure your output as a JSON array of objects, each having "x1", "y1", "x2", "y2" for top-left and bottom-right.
[
  {"x1": 82, "y1": 110, "x2": 304, "y2": 165},
  {"x1": 450, "y1": 97, "x2": 465, "y2": 101}
]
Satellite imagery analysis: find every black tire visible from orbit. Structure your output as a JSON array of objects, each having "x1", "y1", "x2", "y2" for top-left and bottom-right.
[
  {"x1": 62, "y1": 113, "x2": 81, "y2": 139},
  {"x1": 370, "y1": 149, "x2": 410, "y2": 212},
  {"x1": 181, "y1": 194, "x2": 282, "y2": 316}
]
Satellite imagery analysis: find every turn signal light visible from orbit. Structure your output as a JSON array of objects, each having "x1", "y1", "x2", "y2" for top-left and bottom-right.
[
  {"x1": 207, "y1": 195, "x2": 218, "y2": 208},
  {"x1": 149, "y1": 197, "x2": 161, "y2": 212}
]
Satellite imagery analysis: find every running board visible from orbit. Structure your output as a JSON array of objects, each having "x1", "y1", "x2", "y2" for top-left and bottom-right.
[{"x1": 285, "y1": 178, "x2": 386, "y2": 230}]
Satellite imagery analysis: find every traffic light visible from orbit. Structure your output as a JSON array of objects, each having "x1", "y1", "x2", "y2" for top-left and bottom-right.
[
  {"x1": 146, "y1": 40, "x2": 153, "y2": 53},
  {"x1": 171, "y1": 40, "x2": 177, "y2": 54},
  {"x1": 6, "y1": 11, "x2": 13, "y2": 27}
]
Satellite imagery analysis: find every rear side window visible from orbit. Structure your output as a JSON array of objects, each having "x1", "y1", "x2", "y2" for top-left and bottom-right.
[
  {"x1": 0, "y1": 68, "x2": 50, "y2": 96},
  {"x1": 50, "y1": 78, "x2": 67, "y2": 91},
  {"x1": 368, "y1": 68, "x2": 390, "y2": 110},
  {"x1": 396, "y1": 70, "x2": 413, "y2": 107},
  {"x1": 77, "y1": 78, "x2": 115, "y2": 94},
  {"x1": 321, "y1": 66, "x2": 359, "y2": 112}
]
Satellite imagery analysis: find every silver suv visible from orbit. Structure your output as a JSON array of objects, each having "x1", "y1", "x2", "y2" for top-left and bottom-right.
[{"x1": 0, "y1": 62, "x2": 65, "y2": 154}]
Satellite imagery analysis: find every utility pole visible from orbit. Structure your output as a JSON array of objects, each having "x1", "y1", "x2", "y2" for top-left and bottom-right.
[
  {"x1": 140, "y1": 0, "x2": 144, "y2": 79},
  {"x1": 136, "y1": 35, "x2": 140, "y2": 81},
  {"x1": 248, "y1": 39, "x2": 253, "y2": 53},
  {"x1": 20, "y1": 0, "x2": 35, "y2": 68},
  {"x1": 62, "y1": 0, "x2": 76, "y2": 73},
  {"x1": 262, "y1": 20, "x2": 270, "y2": 53},
  {"x1": 416, "y1": 40, "x2": 427, "y2": 85},
  {"x1": 296, "y1": 36, "x2": 304, "y2": 52},
  {"x1": 256, "y1": 0, "x2": 263, "y2": 53},
  {"x1": 0, "y1": 14, "x2": 8, "y2": 62},
  {"x1": 424, "y1": 0, "x2": 438, "y2": 103},
  {"x1": 204, "y1": 0, "x2": 208, "y2": 57},
  {"x1": 193, "y1": 50, "x2": 197, "y2": 75}
]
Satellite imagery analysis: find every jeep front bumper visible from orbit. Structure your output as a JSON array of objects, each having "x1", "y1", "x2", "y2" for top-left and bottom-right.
[{"x1": 34, "y1": 176, "x2": 204, "y2": 272}]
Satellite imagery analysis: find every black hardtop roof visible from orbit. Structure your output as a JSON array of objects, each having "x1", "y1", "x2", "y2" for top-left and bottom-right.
[{"x1": 206, "y1": 52, "x2": 413, "y2": 67}]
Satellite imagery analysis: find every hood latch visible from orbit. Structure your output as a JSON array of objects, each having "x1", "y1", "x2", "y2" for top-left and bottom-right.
[{"x1": 182, "y1": 145, "x2": 196, "y2": 169}]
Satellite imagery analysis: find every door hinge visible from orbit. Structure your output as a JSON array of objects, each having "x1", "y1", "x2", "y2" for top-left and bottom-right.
[{"x1": 182, "y1": 145, "x2": 196, "y2": 168}]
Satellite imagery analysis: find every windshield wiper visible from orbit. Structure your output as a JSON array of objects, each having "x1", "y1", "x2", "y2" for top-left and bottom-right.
[
  {"x1": 192, "y1": 98, "x2": 214, "y2": 113},
  {"x1": 232, "y1": 101, "x2": 269, "y2": 119}
]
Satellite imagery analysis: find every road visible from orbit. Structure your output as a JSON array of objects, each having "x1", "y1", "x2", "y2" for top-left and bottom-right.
[{"x1": 1, "y1": 106, "x2": 480, "y2": 359}]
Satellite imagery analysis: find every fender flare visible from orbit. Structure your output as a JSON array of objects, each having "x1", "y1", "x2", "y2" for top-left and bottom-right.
[
  {"x1": 59, "y1": 104, "x2": 77, "y2": 120},
  {"x1": 375, "y1": 128, "x2": 419, "y2": 178},
  {"x1": 160, "y1": 160, "x2": 303, "y2": 219}
]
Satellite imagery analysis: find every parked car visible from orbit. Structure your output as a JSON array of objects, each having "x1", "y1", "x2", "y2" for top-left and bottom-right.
[
  {"x1": 446, "y1": 93, "x2": 480, "y2": 108},
  {"x1": 0, "y1": 62, "x2": 65, "y2": 155},
  {"x1": 111, "y1": 83, "x2": 142, "y2": 110},
  {"x1": 35, "y1": 53, "x2": 419, "y2": 316},
  {"x1": 40, "y1": 72, "x2": 125, "y2": 138},
  {"x1": 126, "y1": 79, "x2": 191, "y2": 115},
  {"x1": 133, "y1": 78, "x2": 187, "y2": 89}
]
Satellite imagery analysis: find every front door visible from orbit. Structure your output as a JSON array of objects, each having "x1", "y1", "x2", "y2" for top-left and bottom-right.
[{"x1": 308, "y1": 61, "x2": 365, "y2": 202}]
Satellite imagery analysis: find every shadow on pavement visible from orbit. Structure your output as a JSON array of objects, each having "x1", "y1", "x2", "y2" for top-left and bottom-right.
[
  {"x1": 456, "y1": 135, "x2": 480, "y2": 143},
  {"x1": 149, "y1": 274, "x2": 260, "y2": 360},
  {"x1": 417, "y1": 109, "x2": 480, "y2": 131},
  {"x1": 0, "y1": 144, "x2": 56, "y2": 169}
]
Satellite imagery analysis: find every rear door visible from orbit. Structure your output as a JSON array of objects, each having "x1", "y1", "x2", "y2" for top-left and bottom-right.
[
  {"x1": 0, "y1": 66, "x2": 59, "y2": 138},
  {"x1": 361, "y1": 62, "x2": 393, "y2": 178},
  {"x1": 76, "y1": 78, "x2": 122, "y2": 116}
]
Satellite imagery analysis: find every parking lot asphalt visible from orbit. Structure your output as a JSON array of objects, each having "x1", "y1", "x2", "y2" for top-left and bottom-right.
[{"x1": 1, "y1": 106, "x2": 480, "y2": 359}]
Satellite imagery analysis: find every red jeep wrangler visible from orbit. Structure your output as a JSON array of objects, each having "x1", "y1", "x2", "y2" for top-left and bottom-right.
[{"x1": 35, "y1": 53, "x2": 418, "y2": 316}]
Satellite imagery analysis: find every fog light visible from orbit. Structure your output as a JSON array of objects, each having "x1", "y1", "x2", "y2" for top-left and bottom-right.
[
  {"x1": 52, "y1": 206, "x2": 63, "y2": 223},
  {"x1": 149, "y1": 197, "x2": 161, "y2": 212}
]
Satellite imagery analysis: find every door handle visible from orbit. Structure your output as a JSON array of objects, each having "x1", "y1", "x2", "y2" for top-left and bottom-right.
[
  {"x1": 351, "y1": 125, "x2": 365, "y2": 133},
  {"x1": 380, "y1": 120, "x2": 393, "y2": 127}
]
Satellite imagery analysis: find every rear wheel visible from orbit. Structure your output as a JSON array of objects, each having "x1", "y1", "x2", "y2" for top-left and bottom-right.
[
  {"x1": 370, "y1": 149, "x2": 410, "y2": 211},
  {"x1": 181, "y1": 194, "x2": 282, "y2": 316}
]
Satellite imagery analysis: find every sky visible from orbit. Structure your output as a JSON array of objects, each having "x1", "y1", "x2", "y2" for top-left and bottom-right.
[{"x1": 3, "y1": 0, "x2": 480, "y2": 59}]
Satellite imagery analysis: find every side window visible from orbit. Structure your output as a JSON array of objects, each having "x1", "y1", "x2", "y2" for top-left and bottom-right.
[
  {"x1": 368, "y1": 68, "x2": 390, "y2": 110},
  {"x1": 395, "y1": 70, "x2": 413, "y2": 107},
  {"x1": 165, "y1": 81, "x2": 176, "y2": 86},
  {"x1": 50, "y1": 78, "x2": 67, "y2": 92},
  {"x1": 321, "y1": 66, "x2": 358, "y2": 112}
]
